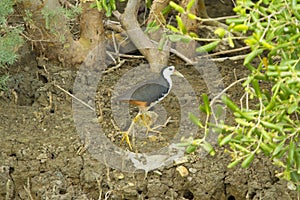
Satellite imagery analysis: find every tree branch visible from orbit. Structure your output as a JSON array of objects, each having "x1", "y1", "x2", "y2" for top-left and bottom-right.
[{"x1": 116, "y1": 0, "x2": 169, "y2": 72}]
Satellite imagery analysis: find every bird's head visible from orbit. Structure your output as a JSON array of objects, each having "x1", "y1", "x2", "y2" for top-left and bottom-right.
[{"x1": 162, "y1": 66, "x2": 184, "y2": 78}]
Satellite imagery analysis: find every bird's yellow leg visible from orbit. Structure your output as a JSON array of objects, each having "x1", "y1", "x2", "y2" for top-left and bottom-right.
[
  {"x1": 120, "y1": 131, "x2": 132, "y2": 150},
  {"x1": 139, "y1": 112, "x2": 171, "y2": 135},
  {"x1": 120, "y1": 113, "x2": 142, "y2": 150}
]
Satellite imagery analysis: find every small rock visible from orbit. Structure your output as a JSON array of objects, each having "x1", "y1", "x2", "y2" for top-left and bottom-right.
[
  {"x1": 115, "y1": 172, "x2": 124, "y2": 180},
  {"x1": 176, "y1": 165, "x2": 189, "y2": 177},
  {"x1": 173, "y1": 156, "x2": 189, "y2": 165},
  {"x1": 153, "y1": 170, "x2": 162, "y2": 176},
  {"x1": 189, "y1": 168, "x2": 197, "y2": 174}
]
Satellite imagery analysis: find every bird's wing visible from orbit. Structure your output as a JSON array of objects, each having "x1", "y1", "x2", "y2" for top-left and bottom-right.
[{"x1": 116, "y1": 83, "x2": 169, "y2": 106}]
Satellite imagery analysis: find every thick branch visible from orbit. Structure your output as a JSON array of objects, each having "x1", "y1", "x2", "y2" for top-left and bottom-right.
[{"x1": 118, "y1": 0, "x2": 169, "y2": 72}]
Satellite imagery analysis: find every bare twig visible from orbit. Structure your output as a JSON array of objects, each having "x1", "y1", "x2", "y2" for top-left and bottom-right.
[
  {"x1": 199, "y1": 15, "x2": 239, "y2": 23},
  {"x1": 210, "y1": 77, "x2": 248, "y2": 107},
  {"x1": 209, "y1": 54, "x2": 247, "y2": 62},
  {"x1": 59, "y1": 0, "x2": 76, "y2": 9},
  {"x1": 104, "y1": 20, "x2": 123, "y2": 33},
  {"x1": 23, "y1": 177, "x2": 34, "y2": 200},
  {"x1": 201, "y1": 46, "x2": 250, "y2": 58},
  {"x1": 96, "y1": 175, "x2": 103, "y2": 200},
  {"x1": 107, "y1": 51, "x2": 145, "y2": 59},
  {"x1": 20, "y1": 32, "x2": 51, "y2": 43},
  {"x1": 151, "y1": 38, "x2": 248, "y2": 64},
  {"x1": 103, "y1": 60, "x2": 126, "y2": 74},
  {"x1": 54, "y1": 84, "x2": 95, "y2": 111},
  {"x1": 111, "y1": 32, "x2": 119, "y2": 62},
  {"x1": 76, "y1": 129, "x2": 90, "y2": 155}
]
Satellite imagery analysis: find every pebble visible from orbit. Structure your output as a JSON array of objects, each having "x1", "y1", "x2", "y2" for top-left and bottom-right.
[
  {"x1": 176, "y1": 165, "x2": 189, "y2": 177},
  {"x1": 173, "y1": 156, "x2": 189, "y2": 165},
  {"x1": 153, "y1": 170, "x2": 162, "y2": 176},
  {"x1": 189, "y1": 168, "x2": 197, "y2": 174},
  {"x1": 115, "y1": 172, "x2": 124, "y2": 180}
]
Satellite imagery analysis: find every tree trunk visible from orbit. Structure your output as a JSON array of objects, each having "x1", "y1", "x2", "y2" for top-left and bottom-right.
[
  {"x1": 19, "y1": 0, "x2": 105, "y2": 66},
  {"x1": 119, "y1": 0, "x2": 169, "y2": 72}
]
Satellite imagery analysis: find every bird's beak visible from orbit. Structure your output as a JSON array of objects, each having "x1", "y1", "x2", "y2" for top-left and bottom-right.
[{"x1": 173, "y1": 70, "x2": 184, "y2": 77}]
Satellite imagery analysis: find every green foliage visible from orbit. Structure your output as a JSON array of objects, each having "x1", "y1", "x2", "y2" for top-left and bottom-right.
[
  {"x1": 0, "y1": 0, "x2": 24, "y2": 91},
  {"x1": 0, "y1": 29, "x2": 23, "y2": 67},
  {"x1": 184, "y1": 0, "x2": 300, "y2": 189},
  {"x1": 41, "y1": 5, "x2": 81, "y2": 42},
  {"x1": 224, "y1": 0, "x2": 300, "y2": 188},
  {"x1": 0, "y1": 75, "x2": 10, "y2": 91},
  {"x1": 93, "y1": 0, "x2": 125, "y2": 17},
  {"x1": 0, "y1": 0, "x2": 14, "y2": 25},
  {"x1": 168, "y1": 1, "x2": 226, "y2": 52}
]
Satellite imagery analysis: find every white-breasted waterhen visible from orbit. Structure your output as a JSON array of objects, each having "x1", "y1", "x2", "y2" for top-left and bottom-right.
[{"x1": 116, "y1": 66, "x2": 184, "y2": 150}]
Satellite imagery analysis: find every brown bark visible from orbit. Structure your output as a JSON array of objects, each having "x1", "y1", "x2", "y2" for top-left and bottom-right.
[
  {"x1": 198, "y1": 0, "x2": 209, "y2": 18},
  {"x1": 65, "y1": 2, "x2": 105, "y2": 64},
  {"x1": 118, "y1": 0, "x2": 169, "y2": 72},
  {"x1": 147, "y1": 0, "x2": 170, "y2": 25},
  {"x1": 20, "y1": 0, "x2": 105, "y2": 66},
  {"x1": 198, "y1": 0, "x2": 228, "y2": 28}
]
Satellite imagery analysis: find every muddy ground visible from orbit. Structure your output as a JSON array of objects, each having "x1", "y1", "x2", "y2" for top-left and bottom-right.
[{"x1": 0, "y1": 1, "x2": 299, "y2": 200}]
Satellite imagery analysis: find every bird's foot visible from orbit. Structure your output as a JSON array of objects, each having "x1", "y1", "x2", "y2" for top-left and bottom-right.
[
  {"x1": 146, "y1": 116, "x2": 171, "y2": 135},
  {"x1": 120, "y1": 131, "x2": 133, "y2": 150},
  {"x1": 119, "y1": 114, "x2": 143, "y2": 150}
]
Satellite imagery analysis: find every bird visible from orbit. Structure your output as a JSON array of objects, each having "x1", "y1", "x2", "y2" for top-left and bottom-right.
[{"x1": 116, "y1": 66, "x2": 184, "y2": 150}]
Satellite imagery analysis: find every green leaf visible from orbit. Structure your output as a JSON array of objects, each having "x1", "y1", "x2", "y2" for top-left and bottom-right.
[
  {"x1": 232, "y1": 24, "x2": 249, "y2": 32},
  {"x1": 227, "y1": 159, "x2": 241, "y2": 168},
  {"x1": 226, "y1": 18, "x2": 246, "y2": 24},
  {"x1": 201, "y1": 94, "x2": 211, "y2": 114},
  {"x1": 166, "y1": 24, "x2": 180, "y2": 33},
  {"x1": 261, "y1": 121, "x2": 283, "y2": 132},
  {"x1": 295, "y1": 148, "x2": 300, "y2": 174},
  {"x1": 252, "y1": 79, "x2": 262, "y2": 98},
  {"x1": 169, "y1": 1, "x2": 185, "y2": 13},
  {"x1": 196, "y1": 41, "x2": 220, "y2": 53},
  {"x1": 241, "y1": 153, "x2": 255, "y2": 168},
  {"x1": 219, "y1": 133, "x2": 233, "y2": 146},
  {"x1": 176, "y1": 15, "x2": 187, "y2": 34},
  {"x1": 168, "y1": 34, "x2": 192, "y2": 43},
  {"x1": 261, "y1": 129, "x2": 271, "y2": 141},
  {"x1": 287, "y1": 141, "x2": 295, "y2": 167},
  {"x1": 233, "y1": 143, "x2": 251, "y2": 153},
  {"x1": 186, "y1": 0, "x2": 195, "y2": 11},
  {"x1": 189, "y1": 112, "x2": 203, "y2": 128},
  {"x1": 145, "y1": 21, "x2": 160, "y2": 33},
  {"x1": 261, "y1": 40, "x2": 274, "y2": 50},
  {"x1": 157, "y1": 34, "x2": 167, "y2": 51},
  {"x1": 272, "y1": 140, "x2": 285, "y2": 157},
  {"x1": 221, "y1": 95, "x2": 239, "y2": 112},
  {"x1": 228, "y1": 34, "x2": 234, "y2": 48},
  {"x1": 187, "y1": 13, "x2": 198, "y2": 20},
  {"x1": 244, "y1": 48, "x2": 264, "y2": 65},
  {"x1": 287, "y1": 102, "x2": 298, "y2": 114},
  {"x1": 260, "y1": 142, "x2": 273, "y2": 154},
  {"x1": 189, "y1": 32, "x2": 198, "y2": 38},
  {"x1": 290, "y1": 171, "x2": 300, "y2": 183},
  {"x1": 214, "y1": 28, "x2": 226, "y2": 38},
  {"x1": 235, "y1": 118, "x2": 252, "y2": 126},
  {"x1": 186, "y1": 145, "x2": 197, "y2": 153},
  {"x1": 200, "y1": 141, "x2": 215, "y2": 156}
]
